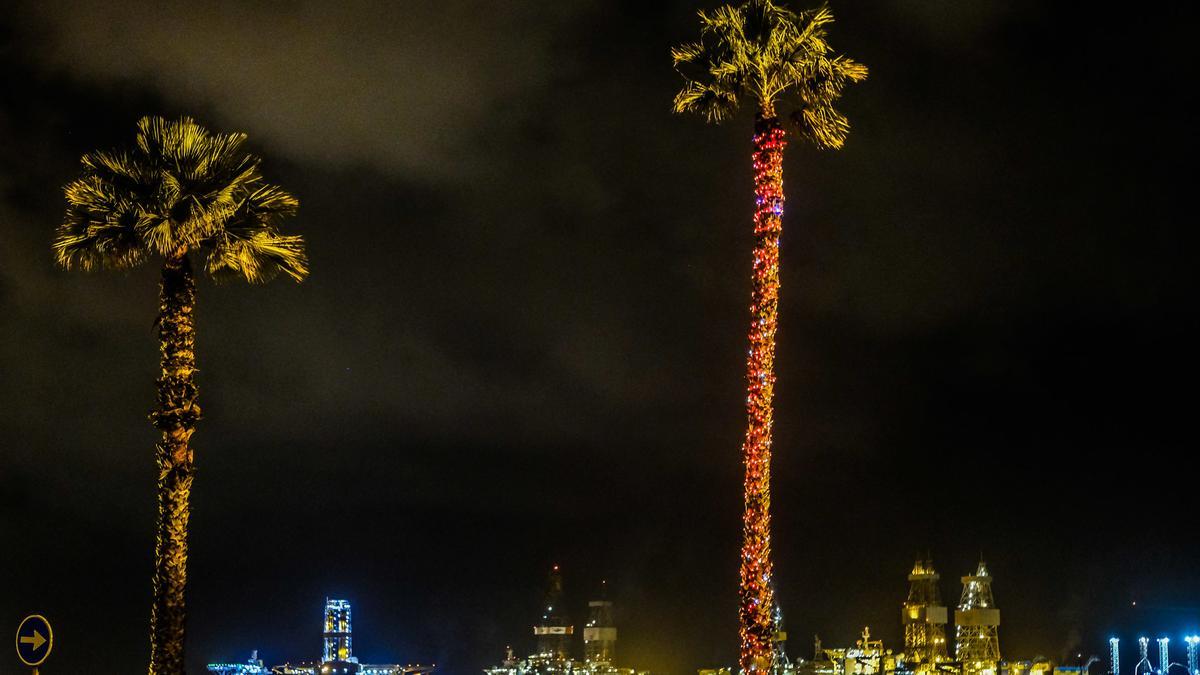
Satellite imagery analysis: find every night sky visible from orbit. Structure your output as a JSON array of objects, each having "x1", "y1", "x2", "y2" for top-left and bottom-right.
[{"x1": 1, "y1": 2, "x2": 1197, "y2": 674}]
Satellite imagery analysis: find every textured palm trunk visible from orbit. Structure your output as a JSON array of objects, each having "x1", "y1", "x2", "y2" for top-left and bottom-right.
[
  {"x1": 739, "y1": 111, "x2": 787, "y2": 674},
  {"x1": 148, "y1": 253, "x2": 200, "y2": 675}
]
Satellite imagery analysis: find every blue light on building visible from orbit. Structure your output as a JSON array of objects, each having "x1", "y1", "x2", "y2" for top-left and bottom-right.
[{"x1": 207, "y1": 599, "x2": 434, "y2": 675}]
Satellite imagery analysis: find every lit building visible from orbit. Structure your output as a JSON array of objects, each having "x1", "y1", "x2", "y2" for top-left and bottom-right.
[
  {"x1": 206, "y1": 598, "x2": 434, "y2": 675},
  {"x1": 324, "y1": 599, "x2": 355, "y2": 665}
]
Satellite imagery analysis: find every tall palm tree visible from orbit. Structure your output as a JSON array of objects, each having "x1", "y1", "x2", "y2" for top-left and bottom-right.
[
  {"x1": 671, "y1": 3, "x2": 866, "y2": 671},
  {"x1": 53, "y1": 116, "x2": 308, "y2": 674}
]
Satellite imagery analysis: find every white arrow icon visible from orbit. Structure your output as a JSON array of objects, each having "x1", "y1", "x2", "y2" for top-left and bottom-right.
[{"x1": 20, "y1": 629, "x2": 47, "y2": 651}]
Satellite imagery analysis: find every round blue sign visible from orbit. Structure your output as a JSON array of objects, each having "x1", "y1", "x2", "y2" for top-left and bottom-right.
[{"x1": 15, "y1": 614, "x2": 53, "y2": 666}]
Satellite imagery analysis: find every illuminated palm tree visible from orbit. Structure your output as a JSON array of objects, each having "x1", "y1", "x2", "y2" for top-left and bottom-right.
[
  {"x1": 671, "y1": 3, "x2": 866, "y2": 671},
  {"x1": 53, "y1": 116, "x2": 307, "y2": 674}
]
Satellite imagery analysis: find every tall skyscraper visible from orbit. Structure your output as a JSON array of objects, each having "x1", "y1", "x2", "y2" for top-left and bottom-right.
[{"x1": 323, "y1": 598, "x2": 356, "y2": 665}]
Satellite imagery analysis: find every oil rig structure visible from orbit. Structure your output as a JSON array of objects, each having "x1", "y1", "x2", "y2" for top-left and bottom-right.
[
  {"x1": 206, "y1": 598, "x2": 434, "y2": 675},
  {"x1": 483, "y1": 566, "x2": 649, "y2": 675},
  {"x1": 954, "y1": 562, "x2": 1001, "y2": 675},
  {"x1": 704, "y1": 558, "x2": 1093, "y2": 675},
  {"x1": 902, "y1": 559, "x2": 949, "y2": 671}
]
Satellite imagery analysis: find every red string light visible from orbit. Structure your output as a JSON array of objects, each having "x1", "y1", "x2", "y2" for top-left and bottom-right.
[{"x1": 739, "y1": 116, "x2": 787, "y2": 674}]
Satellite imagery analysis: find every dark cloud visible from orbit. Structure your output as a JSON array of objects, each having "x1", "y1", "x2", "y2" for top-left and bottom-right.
[{"x1": 21, "y1": 0, "x2": 598, "y2": 176}]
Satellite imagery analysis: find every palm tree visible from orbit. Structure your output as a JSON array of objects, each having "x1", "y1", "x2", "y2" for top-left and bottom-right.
[
  {"x1": 53, "y1": 116, "x2": 308, "y2": 674},
  {"x1": 671, "y1": 3, "x2": 866, "y2": 671}
]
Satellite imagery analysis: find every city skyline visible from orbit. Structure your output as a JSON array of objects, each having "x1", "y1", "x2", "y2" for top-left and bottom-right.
[{"x1": 202, "y1": 564, "x2": 1200, "y2": 674}]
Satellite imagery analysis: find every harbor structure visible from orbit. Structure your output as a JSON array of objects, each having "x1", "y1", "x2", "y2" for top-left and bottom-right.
[
  {"x1": 955, "y1": 562, "x2": 1001, "y2": 675},
  {"x1": 737, "y1": 560, "x2": 1015, "y2": 675},
  {"x1": 902, "y1": 559, "x2": 949, "y2": 671},
  {"x1": 810, "y1": 626, "x2": 897, "y2": 675},
  {"x1": 208, "y1": 650, "x2": 271, "y2": 675},
  {"x1": 584, "y1": 593, "x2": 618, "y2": 665},
  {"x1": 705, "y1": 560, "x2": 1195, "y2": 675},
  {"x1": 484, "y1": 567, "x2": 649, "y2": 675},
  {"x1": 207, "y1": 598, "x2": 433, "y2": 675},
  {"x1": 535, "y1": 566, "x2": 575, "y2": 661},
  {"x1": 1135, "y1": 638, "x2": 1152, "y2": 675}
]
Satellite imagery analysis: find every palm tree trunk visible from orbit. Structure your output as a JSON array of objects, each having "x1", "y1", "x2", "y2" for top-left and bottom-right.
[
  {"x1": 739, "y1": 112, "x2": 787, "y2": 674},
  {"x1": 148, "y1": 253, "x2": 200, "y2": 675}
]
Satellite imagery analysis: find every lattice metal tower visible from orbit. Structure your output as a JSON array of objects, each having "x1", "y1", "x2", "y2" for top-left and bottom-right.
[
  {"x1": 1111, "y1": 638, "x2": 1121, "y2": 675},
  {"x1": 771, "y1": 603, "x2": 792, "y2": 675},
  {"x1": 534, "y1": 565, "x2": 574, "y2": 661},
  {"x1": 1185, "y1": 636, "x2": 1198, "y2": 675},
  {"x1": 955, "y1": 562, "x2": 1000, "y2": 675},
  {"x1": 1136, "y1": 638, "x2": 1153, "y2": 675},
  {"x1": 322, "y1": 598, "x2": 354, "y2": 663},
  {"x1": 903, "y1": 558, "x2": 949, "y2": 668},
  {"x1": 584, "y1": 598, "x2": 617, "y2": 664}
]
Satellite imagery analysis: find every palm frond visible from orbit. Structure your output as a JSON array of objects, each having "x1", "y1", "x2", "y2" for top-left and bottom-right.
[
  {"x1": 699, "y1": 5, "x2": 747, "y2": 39},
  {"x1": 80, "y1": 149, "x2": 143, "y2": 183},
  {"x1": 671, "y1": 0, "x2": 865, "y2": 141},
  {"x1": 204, "y1": 231, "x2": 308, "y2": 284},
  {"x1": 673, "y1": 81, "x2": 741, "y2": 122},
  {"x1": 671, "y1": 41, "x2": 706, "y2": 67},
  {"x1": 58, "y1": 115, "x2": 306, "y2": 281},
  {"x1": 201, "y1": 181, "x2": 306, "y2": 283},
  {"x1": 55, "y1": 178, "x2": 148, "y2": 271},
  {"x1": 790, "y1": 54, "x2": 868, "y2": 149}
]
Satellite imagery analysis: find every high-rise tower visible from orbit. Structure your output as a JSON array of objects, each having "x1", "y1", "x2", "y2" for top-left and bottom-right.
[
  {"x1": 902, "y1": 559, "x2": 948, "y2": 669},
  {"x1": 955, "y1": 562, "x2": 1000, "y2": 675},
  {"x1": 533, "y1": 565, "x2": 574, "y2": 661},
  {"x1": 322, "y1": 598, "x2": 356, "y2": 665}
]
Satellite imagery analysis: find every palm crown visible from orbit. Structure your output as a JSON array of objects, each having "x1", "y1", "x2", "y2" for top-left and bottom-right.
[
  {"x1": 671, "y1": 0, "x2": 867, "y2": 148},
  {"x1": 54, "y1": 115, "x2": 307, "y2": 282}
]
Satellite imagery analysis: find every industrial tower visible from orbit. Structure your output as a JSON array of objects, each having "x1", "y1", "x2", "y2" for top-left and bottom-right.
[
  {"x1": 771, "y1": 604, "x2": 792, "y2": 675},
  {"x1": 955, "y1": 562, "x2": 1001, "y2": 675},
  {"x1": 902, "y1": 559, "x2": 949, "y2": 669},
  {"x1": 534, "y1": 565, "x2": 574, "y2": 661},
  {"x1": 584, "y1": 599, "x2": 617, "y2": 664},
  {"x1": 323, "y1": 598, "x2": 356, "y2": 665}
]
